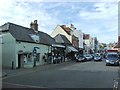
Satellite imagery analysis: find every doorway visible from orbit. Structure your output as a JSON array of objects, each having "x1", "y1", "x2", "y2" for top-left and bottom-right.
[{"x1": 18, "y1": 54, "x2": 23, "y2": 68}]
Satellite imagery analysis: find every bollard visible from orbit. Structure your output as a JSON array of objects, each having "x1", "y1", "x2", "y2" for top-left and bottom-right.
[{"x1": 11, "y1": 61, "x2": 14, "y2": 70}]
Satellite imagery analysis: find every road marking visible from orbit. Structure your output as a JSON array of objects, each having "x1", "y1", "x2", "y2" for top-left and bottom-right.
[{"x1": 3, "y1": 82, "x2": 46, "y2": 88}]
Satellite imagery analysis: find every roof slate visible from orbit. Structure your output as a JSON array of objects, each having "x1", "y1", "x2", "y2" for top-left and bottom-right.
[
  {"x1": 54, "y1": 34, "x2": 72, "y2": 45},
  {"x1": 60, "y1": 25, "x2": 72, "y2": 35},
  {"x1": 0, "y1": 22, "x2": 55, "y2": 45}
]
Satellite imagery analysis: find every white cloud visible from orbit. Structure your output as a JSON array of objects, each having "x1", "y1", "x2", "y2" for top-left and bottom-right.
[
  {"x1": 17, "y1": 0, "x2": 119, "y2": 2},
  {"x1": 77, "y1": 2, "x2": 118, "y2": 43},
  {"x1": 0, "y1": 1, "x2": 118, "y2": 44},
  {"x1": 79, "y1": 2, "x2": 118, "y2": 20},
  {"x1": 0, "y1": 0, "x2": 62, "y2": 34}
]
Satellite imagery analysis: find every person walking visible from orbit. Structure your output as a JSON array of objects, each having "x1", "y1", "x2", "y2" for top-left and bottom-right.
[{"x1": 43, "y1": 53, "x2": 47, "y2": 64}]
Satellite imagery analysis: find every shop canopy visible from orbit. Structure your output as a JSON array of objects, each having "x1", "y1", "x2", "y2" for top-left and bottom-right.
[
  {"x1": 66, "y1": 46, "x2": 78, "y2": 52},
  {"x1": 52, "y1": 44, "x2": 65, "y2": 48}
]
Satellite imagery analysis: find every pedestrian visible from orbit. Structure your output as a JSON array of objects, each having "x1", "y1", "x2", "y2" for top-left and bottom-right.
[{"x1": 43, "y1": 53, "x2": 47, "y2": 64}]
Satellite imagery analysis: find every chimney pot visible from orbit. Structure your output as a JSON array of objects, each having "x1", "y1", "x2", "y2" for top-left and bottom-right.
[
  {"x1": 34, "y1": 20, "x2": 37, "y2": 24},
  {"x1": 30, "y1": 20, "x2": 38, "y2": 31},
  {"x1": 70, "y1": 24, "x2": 74, "y2": 28}
]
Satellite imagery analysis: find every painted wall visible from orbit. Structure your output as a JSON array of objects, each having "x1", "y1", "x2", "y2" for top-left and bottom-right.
[
  {"x1": 78, "y1": 30, "x2": 83, "y2": 49},
  {"x1": 16, "y1": 42, "x2": 50, "y2": 68},
  {"x1": 2, "y1": 32, "x2": 16, "y2": 68},
  {"x1": 84, "y1": 39, "x2": 90, "y2": 48},
  {"x1": 0, "y1": 34, "x2": 2, "y2": 66},
  {"x1": 51, "y1": 25, "x2": 72, "y2": 43},
  {"x1": 118, "y1": 29, "x2": 120, "y2": 36},
  {"x1": 91, "y1": 37, "x2": 95, "y2": 52},
  {"x1": 39, "y1": 44, "x2": 51, "y2": 64},
  {"x1": 2, "y1": 32, "x2": 51, "y2": 68}
]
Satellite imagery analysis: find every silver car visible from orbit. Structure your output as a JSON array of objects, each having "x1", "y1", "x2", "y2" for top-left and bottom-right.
[{"x1": 105, "y1": 53, "x2": 119, "y2": 66}]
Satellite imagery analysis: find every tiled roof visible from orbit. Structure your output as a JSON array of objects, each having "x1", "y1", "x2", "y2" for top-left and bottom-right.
[
  {"x1": 54, "y1": 34, "x2": 72, "y2": 45},
  {"x1": 114, "y1": 42, "x2": 120, "y2": 48},
  {"x1": 0, "y1": 22, "x2": 55, "y2": 45},
  {"x1": 83, "y1": 34, "x2": 90, "y2": 39},
  {"x1": 60, "y1": 25, "x2": 72, "y2": 35}
]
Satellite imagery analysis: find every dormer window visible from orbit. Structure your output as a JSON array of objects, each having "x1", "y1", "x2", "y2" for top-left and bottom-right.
[{"x1": 29, "y1": 34, "x2": 40, "y2": 43}]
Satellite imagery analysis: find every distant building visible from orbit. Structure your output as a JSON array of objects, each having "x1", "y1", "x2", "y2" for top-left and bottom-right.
[
  {"x1": 53, "y1": 34, "x2": 78, "y2": 61},
  {"x1": 118, "y1": 2, "x2": 120, "y2": 52},
  {"x1": 51, "y1": 24, "x2": 79, "y2": 48},
  {"x1": 69, "y1": 24, "x2": 83, "y2": 53},
  {"x1": 83, "y1": 34, "x2": 93, "y2": 54},
  {"x1": 91, "y1": 37, "x2": 95, "y2": 53},
  {"x1": 94, "y1": 37, "x2": 99, "y2": 53},
  {"x1": 51, "y1": 25, "x2": 72, "y2": 43}
]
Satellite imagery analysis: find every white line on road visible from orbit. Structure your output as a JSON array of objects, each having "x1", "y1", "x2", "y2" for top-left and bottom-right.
[{"x1": 3, "y1": 82, "x2": 46, "y2": 88}]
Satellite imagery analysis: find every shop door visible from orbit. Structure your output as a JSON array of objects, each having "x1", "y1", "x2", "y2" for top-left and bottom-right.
[{"x1": 18, "y1": 54, "x2": 22, "y2": 68}]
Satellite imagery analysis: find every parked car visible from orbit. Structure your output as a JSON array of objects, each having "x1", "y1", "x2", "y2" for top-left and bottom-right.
[
  {"x1": 105, "y1": 53, "x2": 119, "y2": 66},
  {"x1": 76, "y1": 55, "x2": 85, "y2": 62},
  {"x1": 90, "y1": 54, "x2": 94, "y2": 59},
  {"x1": 84, "y1": 54, "x2": 92, "y2": 61},
  {"x1": 94, "y1": 55, "x2": 102, "y2": 61}
]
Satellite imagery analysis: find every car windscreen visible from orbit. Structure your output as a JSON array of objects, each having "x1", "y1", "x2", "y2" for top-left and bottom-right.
[
  {"x1": 95, "y1": 55, "x2": 100, "y2": 58},
  {"x1": 107, "y1": 54, "x2": 118, "y2": 60}
]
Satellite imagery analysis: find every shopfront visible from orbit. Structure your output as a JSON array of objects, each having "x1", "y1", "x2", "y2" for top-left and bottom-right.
[
  {"x1": 66, "y1": 46, "x2": 78, "y2": 60},
  {"x1": 51, "y1": 44, "x2": 65, "y2": 63}
]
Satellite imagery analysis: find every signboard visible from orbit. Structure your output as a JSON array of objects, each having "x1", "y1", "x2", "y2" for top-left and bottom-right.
[{"x1": 33, "y1": 47, "x2": 39, "y2": 67}]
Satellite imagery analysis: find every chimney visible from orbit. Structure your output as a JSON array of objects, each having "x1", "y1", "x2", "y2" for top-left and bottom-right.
[
  {"x1": 34, "y1": 20, "x2": 38, "y2": 31},
  {"x1": 30, "y1": 20, "x2": 38, "y2": 31},
  {"x1": 30, "y1": 22, "x2": 34, "y2": 29},
  {"x1": 70, "y1": 24, "x2": 74, "y2": 28}
]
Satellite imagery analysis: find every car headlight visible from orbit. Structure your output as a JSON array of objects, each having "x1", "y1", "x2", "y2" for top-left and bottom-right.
[{"x1": 106, "y1": 60, "x2": 109, "y2": 62}]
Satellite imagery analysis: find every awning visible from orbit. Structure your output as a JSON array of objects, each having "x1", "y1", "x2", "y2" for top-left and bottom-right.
[
  {"x1": 52, "y1": 44, "x2": 65, "y2": 48},
  {"x1": 66, "y1": 46, "x2": 78, "y2": 52},
  {"x1": 18, "y1": 51, "x2": 32, "y2": 54}
]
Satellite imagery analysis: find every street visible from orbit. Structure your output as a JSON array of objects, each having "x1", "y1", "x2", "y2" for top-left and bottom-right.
[{"x1": 2, "y1": 60, "x2": 119, "y2": 89}]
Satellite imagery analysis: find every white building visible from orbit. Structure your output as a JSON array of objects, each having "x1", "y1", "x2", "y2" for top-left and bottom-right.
[
  {"x1": 69, "y1": 24, "x2": 83, "y2": 49},
  {"x1": 0, "y1": 21, "x2": 55, "y2": 69},
  {"x1": 51, "y1": 24, "x2": 83, "y2": 50},
  {"x1": 91, "y1": 37, "x2": 96, "y2": 53},
  {"x1": 51, "y1": 25, "x2": 72, "y2": 43},
  {"x1": 83, "y1": 34, "x2": 92, "y2": 54}
]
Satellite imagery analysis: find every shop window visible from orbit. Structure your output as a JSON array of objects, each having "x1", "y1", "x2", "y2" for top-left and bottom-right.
[
  {"x1": 36, "y1": 53, "x2": 40, "y2": 62},
  {"x1": 27, "y1": 53, "x2": 32, "y2": 62}
]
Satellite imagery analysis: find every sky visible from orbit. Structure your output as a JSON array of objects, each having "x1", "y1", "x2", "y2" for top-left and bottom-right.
[{"x1": 0, "y1": 0, "x2": 119, "y2": 44}]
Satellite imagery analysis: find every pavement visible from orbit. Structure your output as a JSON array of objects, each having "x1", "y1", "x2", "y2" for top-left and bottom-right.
[
  {"x1": 0, "y1": 72, "x2": 7, "y2": 78},
  {"x1": 1, "y1": 60, "x2": 73, "y2": 78}
]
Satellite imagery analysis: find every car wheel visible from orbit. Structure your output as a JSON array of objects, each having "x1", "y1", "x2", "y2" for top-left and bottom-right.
[
  {"x1": 116, "y1": 63, "x2": 119, "y2": 66},
  {"x1": 106, "y1": 63, "x2": 108, "y2": 66}
]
